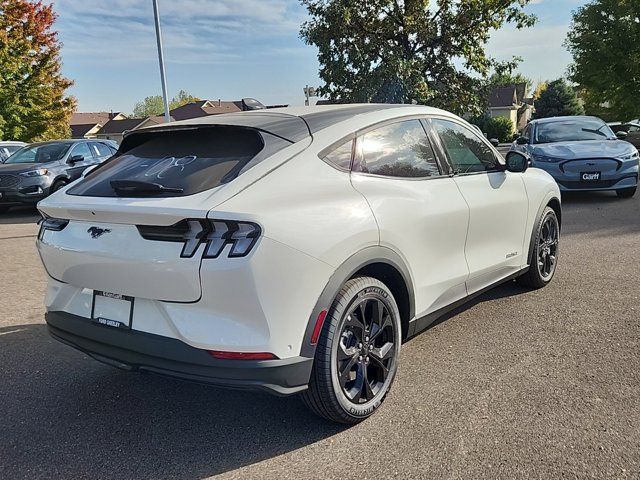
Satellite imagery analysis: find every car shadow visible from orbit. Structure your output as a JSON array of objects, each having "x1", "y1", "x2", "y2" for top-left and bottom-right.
[
  {"x1": 0, "y1": 324, "x2": 346, "y2": 479},
  {"x1": 0, "y1": 206, "x2": 40, "y2": 225},
  {"x1": 421, "y1": 280, "x2": 530, "y2": 333},
  {"x1": 560, "y1": 190, "x2": 621, "y2": 205}
]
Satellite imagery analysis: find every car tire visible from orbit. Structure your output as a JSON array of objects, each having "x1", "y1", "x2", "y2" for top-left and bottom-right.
[
  {"x1": 616, "y1": 187, "x2": 636, "y2": 198},
  {"x1": 50, "y1": 180, "x2": 68, "y2": 193},
  {"x1": 301, "y1": 276, "x2": 402, "y2": 424},
  {"x1": 517, "y1": 206, "x2": 559, "y2": 289}
]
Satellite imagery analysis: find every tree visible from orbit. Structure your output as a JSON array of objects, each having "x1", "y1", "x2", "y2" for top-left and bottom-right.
[
  {"x1": 0, "y1": 0, "x2": 76, "y2": 141},
  {"x1": 534, "y1": 79, "x2": 584, "y2": 119},
  {"x1": 132, "y1": 90, "x2": 200, "y2": 117},
  {"x1": 300, "y1": 0, "x2": 536, "y2": 116},
  {"x1": 566, "y1": 0, "x2": 640, "y2": 121},
  {"x1": 533, "y1": 81, "x2": 547, "y2": 100},
  {"x1": 486, "y1": 71, "x2": 531, "y2": 93},
  {"x1": 485, "y1": 116, "x2": 515, "y2": 143}
]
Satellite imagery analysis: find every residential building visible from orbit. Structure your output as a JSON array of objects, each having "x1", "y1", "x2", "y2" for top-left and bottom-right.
[
  {"x1": 169, "y1": 98, "x2": 288, "y2": 121},
  {"x1": 488, "y1": 83, "x2": 534, "y2": 131},
  {"x1": 70, "y1": 111, "x2": 126, "y2": 139},
  {"x1": 95, "y1": 116, "x2": 170, "y2": 144}
]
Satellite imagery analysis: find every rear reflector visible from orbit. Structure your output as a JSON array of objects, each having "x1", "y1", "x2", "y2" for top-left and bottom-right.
[
  {"x1": 208, "y1": 350, "x2": 278, "y2": 361},
  {"x1": 310, "y1": 309, "x2": 328, "y2": 345}
]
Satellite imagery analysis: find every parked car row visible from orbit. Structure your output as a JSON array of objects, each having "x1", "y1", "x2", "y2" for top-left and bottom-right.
[
  {"x1": 511, "y1": 116, "x2": 639, "y2": 198},
  {"x1": 0, "y1": 139, "x2": 118, "y2": 212}
]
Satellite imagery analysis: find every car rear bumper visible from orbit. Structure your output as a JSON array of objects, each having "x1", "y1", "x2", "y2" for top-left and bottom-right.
[{"x1": 46, "y1": 310, "x2": 313, "y2": 396}]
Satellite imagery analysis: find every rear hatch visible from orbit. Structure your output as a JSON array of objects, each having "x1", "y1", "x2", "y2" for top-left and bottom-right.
[{"x1": 37, "y1": 122, "x2": 306, "y2": 302}]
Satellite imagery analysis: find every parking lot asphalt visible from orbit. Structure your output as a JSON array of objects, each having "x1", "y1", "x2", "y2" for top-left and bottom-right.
[{"x1": 1, "y1": 192, "x2": 639, "y2": 480}]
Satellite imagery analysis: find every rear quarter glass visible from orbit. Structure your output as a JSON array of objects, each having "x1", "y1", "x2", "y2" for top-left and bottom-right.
[{"x1": 67, "y1": 127, "x2": 291, "y2": 198}]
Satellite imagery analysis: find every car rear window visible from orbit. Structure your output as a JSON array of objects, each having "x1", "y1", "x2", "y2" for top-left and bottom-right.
[{"x1": 68, "y1": 127, "x2": 287, "y2": 197}]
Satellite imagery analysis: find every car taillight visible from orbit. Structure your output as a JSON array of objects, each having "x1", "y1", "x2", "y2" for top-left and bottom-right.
[
  {"x1": 137, "y1": 219, "x2": 261, "y2": 259},
  {"x1": 38, "y1": 217, "x2": 69, "y2": 232}
]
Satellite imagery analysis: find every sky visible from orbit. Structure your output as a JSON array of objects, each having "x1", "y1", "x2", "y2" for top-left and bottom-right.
[{"x1": 51, "y1": 0, "x2": 588, "y2": 114}]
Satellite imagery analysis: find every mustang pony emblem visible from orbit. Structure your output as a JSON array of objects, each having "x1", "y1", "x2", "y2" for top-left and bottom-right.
[{"x1": 87, "y1": 226, "x2": 111, "y2": 239}]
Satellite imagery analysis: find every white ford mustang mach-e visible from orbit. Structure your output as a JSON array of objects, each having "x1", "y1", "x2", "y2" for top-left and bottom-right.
[{"x1": 37, "y1": 105, "x2": 561, "y2": 424}]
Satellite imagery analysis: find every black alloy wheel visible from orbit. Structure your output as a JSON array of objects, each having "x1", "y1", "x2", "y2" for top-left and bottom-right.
[
  {"x1": 301, "y1": 276, "x2": 401, "y2": 424},
  {"x1": 336, "y1": 297, "x2": 396, "y2": 404}
]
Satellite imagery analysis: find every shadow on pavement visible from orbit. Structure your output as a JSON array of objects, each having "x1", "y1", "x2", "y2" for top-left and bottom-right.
[
  {"x1": 0, "y1": 324, "x2": 346, "y2": 479},
  {"x1": 560, "y1": 190, "x2": 640, "y2": 236},
  {"x1": 421, "y1": 280, "x2": 530, "y2": 333},
  {"x1": 0, "y1": 206, "x2": 40, "y2": 225}
]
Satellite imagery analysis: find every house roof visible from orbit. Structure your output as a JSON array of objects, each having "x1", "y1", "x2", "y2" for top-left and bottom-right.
[
  {"x1": 170, "y1": 100, "x2": 244, "y2": 121},
  {"x1": 489, "y1": 86, "x2": 518, "y2": 108},
  {"x1": 96, "y1": 115, "x2": 171, "y2": 135},
  {"x1": 71, "y1": 123, "x2": 100, "y2": 138},
  {"x1": 97, "y1": 118, "x2": 147, "y2": 135},
  {"x1": 70, "y1": 112, "x2": 121, "y2": 126}
]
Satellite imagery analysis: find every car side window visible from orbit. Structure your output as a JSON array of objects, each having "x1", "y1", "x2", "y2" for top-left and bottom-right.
[
  {"x1": 356, "y1": 120, "x2": 440, "y2": 178},
  {"x1": 323, "y1": 139, "x2": 353, "y2": 170},
  {"x1": 91, "y1": 142, "x2": 113, "y2": 158},
  {"x1": 432, "y1": 119, "x2": 500, "y2": 174},
  {"x1": 523, "y1": 123, "x2": 532, "y2": 140},
  {"x1": 70, "y1": 142, "x2": 94, "y2": 161}
]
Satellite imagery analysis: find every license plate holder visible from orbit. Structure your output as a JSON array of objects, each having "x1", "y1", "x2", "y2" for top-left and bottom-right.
[
  {"x1": 580, "y1": 171, "x2": 601, "y2": 182},
  {"x1": 91, "y1": 290, "x2": 134, "y2": 329}
]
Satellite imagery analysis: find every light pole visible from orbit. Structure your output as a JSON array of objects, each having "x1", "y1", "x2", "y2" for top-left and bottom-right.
[
  {"x1": 152, "y1": 0, "x2": 171, "y2": 122},
  {"x1": 303, "y1": 85, "x2": 317, "y2": 106}
]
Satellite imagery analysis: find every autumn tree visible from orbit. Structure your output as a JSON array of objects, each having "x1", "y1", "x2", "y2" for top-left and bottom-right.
[
  {"x1": 132, "y1": 90, "x2": 201, "y2": 117},
  {"x1": 534, "y1": 79, "x2": 584, "y2": 119},
  {"x1": 300, "y1": 0, "x2": 536, "y2": 116},
  {"x1": 0, "y1": 0, "x2": 75, "y2": 141},
  {"x1": 566, "y1": 0, "x2": 640, "y2": 121}
]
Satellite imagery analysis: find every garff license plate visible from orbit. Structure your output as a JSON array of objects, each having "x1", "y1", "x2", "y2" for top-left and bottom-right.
[
  {"x1": 580, "y1": 171, "x2": 601, "y2": 182},
  {"x1": 91, "y1": 291, "x2": 134, "y2": 329}
]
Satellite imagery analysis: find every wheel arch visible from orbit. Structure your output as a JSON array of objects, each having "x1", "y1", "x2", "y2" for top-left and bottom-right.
[
  {"x1": 299, "y1": 246, "x2": 415, "y2": 358},
  {"x1": 527, "y1": 194, "x2": 562, "y2": 264}
]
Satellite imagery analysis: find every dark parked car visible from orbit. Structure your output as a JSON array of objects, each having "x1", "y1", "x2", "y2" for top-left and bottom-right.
[
  {"x1": 608, "y1": 122, "x2": 640, "y2": 149},
  {"x1": 0, "y1": 139, "x2": 117, "y2": 212}
]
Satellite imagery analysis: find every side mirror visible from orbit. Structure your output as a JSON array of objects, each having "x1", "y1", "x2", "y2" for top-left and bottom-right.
[
  {"x1": 616, "y1": 130, "x2": 628, "y2": 140},
  {"x1": 505, "y1": 151, "x2": 529, "y2": 173},
  {"x1": 68, "y1": 154, "x2": 84, "y2": 164},
  {"x1": 515, "y1": 136, "x2": 529, "y2": 145},
  {"x1": 489, "y1": 138, "x2": 500, "y2": 147}
]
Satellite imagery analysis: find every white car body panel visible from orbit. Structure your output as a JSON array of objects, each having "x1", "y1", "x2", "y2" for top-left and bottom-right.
[
  {"x1": 36, "y1": 105, "x2": 560, "y2": 394},
  {"x1": 350, "y1": 173, "x2": 470, "y2": 318},
  {"x1": 452, "y1": 171, "x2": 529, "y2": 294}
]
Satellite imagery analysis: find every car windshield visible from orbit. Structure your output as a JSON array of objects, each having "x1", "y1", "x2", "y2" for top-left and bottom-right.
[
  {"x1": 0, "y1": 145, "x2": 23, "y2": 162},
  {"x1": 534, "y1": 119, "x2": 616, "y2": 144},
  {"x1": 4, "y1": 142, "x2": 73, "y2": 164}
]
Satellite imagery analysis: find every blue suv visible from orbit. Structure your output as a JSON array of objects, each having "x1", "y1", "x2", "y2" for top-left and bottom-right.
[{"x1": 511, "y1": 116, "x2": 638, "y2": 198}]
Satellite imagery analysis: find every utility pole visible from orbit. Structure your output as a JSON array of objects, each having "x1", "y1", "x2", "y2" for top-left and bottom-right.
[
  {"x1": 304, "y1": 85, "x2": 317, "y2": 106},
  {"x1": 152, "y1": 0, "x2": 171, "y2": 122}
]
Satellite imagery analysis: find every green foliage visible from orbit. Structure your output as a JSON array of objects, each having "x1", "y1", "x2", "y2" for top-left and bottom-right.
[
  {"x1": 486, "y1": 71, "x2": 531, "y2": 93},
  {"x1": 0, "y1": 0, "x2": 76, "y2": 141},
  {"x1": 566, "y1": 0, "x2": 640, "y2": 121},
  {"x1": 300, "y1": 0, "x2": 536, "y2": 116},
  {"x1": 534, "y1": 79, "x2": 584, "y2": 119},
  {"x1": 132, "y1": 90, "x2": 200, "y2": 117},
  {"x1": 485, "y1": 116, "x2": 515, "y2": 143}
]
